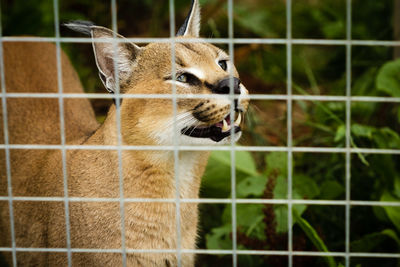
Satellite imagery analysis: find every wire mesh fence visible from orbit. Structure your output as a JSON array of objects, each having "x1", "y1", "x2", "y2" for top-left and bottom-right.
[{"x1": 0, "y1": 0, "x2": 400, "y2": 267}]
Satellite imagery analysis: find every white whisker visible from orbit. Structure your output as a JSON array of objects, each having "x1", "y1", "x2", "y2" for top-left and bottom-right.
[{"x1": 165, "y1": 111, "x2": 194, "y2": 129}]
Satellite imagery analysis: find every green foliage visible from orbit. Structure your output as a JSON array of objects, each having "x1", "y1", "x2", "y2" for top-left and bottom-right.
[
  {"x1": 319, "y1": 180, "x2": 344, "y2": 200},
  {"x1": 199, "y1": 2, "x2": 400, "y2": 265},
  {"x1": 381, "y1": 192, "x2": 400, "y2": 232},
  {"x1": 293, "y1": 209, "x2": 336, "y2": 267},
  {"x1": 377, "y1": 59, "x2": 400, "y2": 97},
  {"x1": 201, "y1": 150, "x2": 258, "y2": 197},
  {"x1": 351, "y1": 230, "x2": 398, "y2": 252},
  {"x1": 237, "y1": 175, "x2": 267, "y2": 198},
  {"x1": 204, "y1": 152, "x2": 329, "y2": 254},
  {"x1": 382, "y1": 229, "x2": 400, "y2": 248},
  {"x1": 1, "y1": 0, "x2": 54, "y2": 36},
  {"x1": 206, "y1": 224, "x2": 232, "y2": 250}
]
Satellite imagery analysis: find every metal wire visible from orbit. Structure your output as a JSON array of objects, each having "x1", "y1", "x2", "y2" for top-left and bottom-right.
[
  {"x1": 52, "y1": 0, "x2": 72, "y2": 266},
  {"x1": 0, "y1": 0, "x2": 400, "y2": 266},
  {"x1": 286, "y1": 0, "x2": 293, "y2": 265},
  {"x1": 1, "y1": 196, "x2": 400, "y2": 207},
  {"x1": 4, "y1": 92, "x2": 400, "y2": 103},
  {"x1": 345, "y1": 1, "x2": 352, "y2": 266},
  {"x1": 2, "y1": 36, "x2": 400, "y2": 47},
  {"x1": 227, "y1": 0, "x2": 238, "y2": 266},
  {"x1": 1, "y1": 144, "x2": 400, "y2": 154},
  {"x1": 0, "y1": 246, "x2": 399, "y2": 258},
  {"x1": 0, "y1": 2, "x2": 17, "y2": 266},
  {"x1": 110, "y1": 0, "x2": 128, "y2": 265},
  {"x1": 168, "y1": 0, "x2": 183, "y2": 266}
]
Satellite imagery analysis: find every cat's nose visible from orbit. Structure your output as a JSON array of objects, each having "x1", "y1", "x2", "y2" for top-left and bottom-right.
[{"x1": 213, "y1": 77, "x2": 241, "y2": 95}]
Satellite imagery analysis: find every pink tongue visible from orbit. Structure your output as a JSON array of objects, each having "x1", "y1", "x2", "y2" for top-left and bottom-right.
[
  {"x1": 225, "y1": 115, "x2": 231, "y2": 124},
  {"x1": 215, "y1": 122, "x2": 223, "y2": 128}
]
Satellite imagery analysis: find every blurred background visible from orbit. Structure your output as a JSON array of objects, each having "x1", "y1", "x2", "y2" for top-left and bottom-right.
[{"x1": 1, "y1": 0, "x2": 400, "y2": 266}]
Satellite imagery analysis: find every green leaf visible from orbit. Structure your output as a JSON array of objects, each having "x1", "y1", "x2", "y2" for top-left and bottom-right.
[
  {"x1": 265, "y1": 152, "x2": 288, "y2": 177},
  {"x1": 245, "y1": 215, "x2": 265, "y2": 238},
  {"x1": 236, "y1": 175, "x2": 267, "y2": 198},
  {"x1": 274, "y1": 203, "x2": 307, "y2": 233},
  {"x1": 381, "y1": 229, "x2": 400, "y2": 248},
  {"x1": 376, "y1": 59, "x2": 400, "y2": 97},
  {"x1": 334, "y1": 124, "x2": 346, "y2": 142},
  {"x1": 381, "y1": 191, "x2": 400, "y2": 232},
  {"x1": 319, "y1": 180, "x2": 344, "y2": 200},
  {"x1": 351, "y1": 231, "x2": 389, "y2": 252},
  {"x1": 237, "y1": 205, "x2": 264, "y2": 230},
  {"x1": 293, "y1": 209, "x2": 336, "y2": 267},
  {"x1": 293, "y1": 174, "x2": 320, "y2": 200},
  {"x1": 210, "y1": 150, "x2": 258, "y2": 177},
  {"x1": 202, "y1": 150, "x2": 258, "y2": 197},
  {"x1": 351, "y1": 124, "x2": 375, "y2": 139},
  {"x1": 206, "y1": 224, "x2": 232, "y2": 250},
  {"x1": 221, "y1": 204, "x2": 266, "y2": 240},
  {"x1": 351, "y1": 229, "x2": 400, "y2": 252},
  {"x1": 275, "y1": 174, "x2": 319, "y2": 202}
]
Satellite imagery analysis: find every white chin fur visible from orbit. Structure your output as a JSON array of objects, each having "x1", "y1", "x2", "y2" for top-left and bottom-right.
[
  {"x1": 151, "y1": 113, "x2": 243, "y2": 146},
  {"x1": 152, "y1": 127, "x2": 242, "y2": 146},
  {"x1": 178, "y1": 131, "x2": 242, "y2": 146}
]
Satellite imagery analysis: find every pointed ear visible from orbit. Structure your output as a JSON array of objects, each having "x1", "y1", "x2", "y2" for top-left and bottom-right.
[
  {"x1": 177, "y1": 0, "x2": 201, "y2": 37},
  {"x1": 64, "y1": 21, "x2": 141, "y2": 93},
  {"x1": 90, "y1": 26, "x2": 141, "y2": 93}
]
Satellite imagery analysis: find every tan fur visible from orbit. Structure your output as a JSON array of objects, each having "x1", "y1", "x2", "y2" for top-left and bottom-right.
[{"x1": 0, "y1": 5, "x2": 249, "y2": 267}]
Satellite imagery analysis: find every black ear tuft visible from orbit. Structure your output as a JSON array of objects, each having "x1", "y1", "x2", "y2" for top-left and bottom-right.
[
  {"x1": 177, "y1": 0, "x2": 200, "y2": 37},
  {"x1": 63, "y1": 20, "x2": 95, "y2": 35},
  {"x1": 177, "y1": 0, "x2": 195, "y2": 36}
]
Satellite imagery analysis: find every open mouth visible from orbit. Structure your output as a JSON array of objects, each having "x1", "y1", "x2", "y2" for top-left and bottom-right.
[{"x1": 181, "y1": 112, "x2": 242, "y2": 142}]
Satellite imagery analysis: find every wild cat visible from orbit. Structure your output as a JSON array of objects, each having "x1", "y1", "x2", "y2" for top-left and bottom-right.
[{"x1": 0, "y1": 0, "x2": 249, "y2": 266}]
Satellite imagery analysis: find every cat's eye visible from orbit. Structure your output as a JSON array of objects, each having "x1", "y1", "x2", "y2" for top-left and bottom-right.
[
  {"x1": 218, "y1": 60, "x2": 228, "y2": 71},
  {"x1": 172, "y1": 72, "x2": 200, "y2": 85},
  {"x1": 177, "y1": 74, "x2": 188, "y2": 83}
]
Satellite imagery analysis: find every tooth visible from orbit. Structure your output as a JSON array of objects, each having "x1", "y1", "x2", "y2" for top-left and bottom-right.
[
  {"x1": 234, "y1": 113, "x2": 242, "y2": 126},
  {"x1": 222, "y1": 119, "x2": 230, "y2": 132}
]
